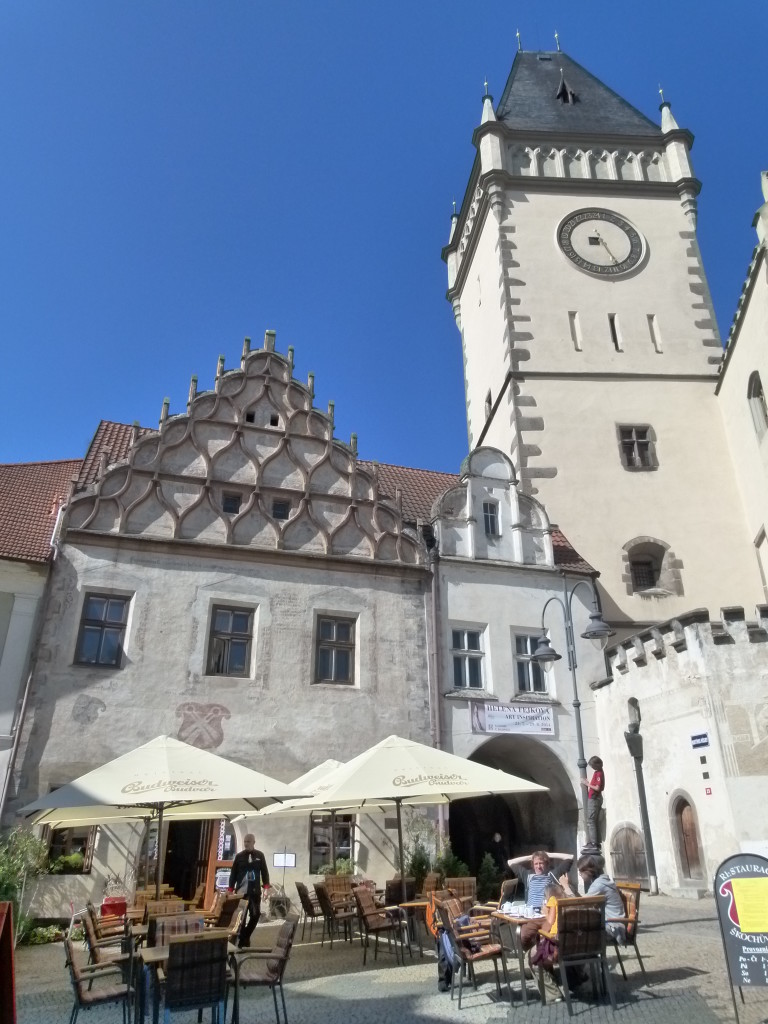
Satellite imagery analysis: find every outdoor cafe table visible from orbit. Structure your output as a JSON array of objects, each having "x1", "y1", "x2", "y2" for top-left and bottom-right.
[
  {"x1": 399, "y1": 900, "x2": 429, "y2": 955},
  {"x1": 491, "y1": 911, "x2": 540, "y2": 1007},
  {"x1": 137, "y1": 940, "x2": 238, "y2": 1024}
]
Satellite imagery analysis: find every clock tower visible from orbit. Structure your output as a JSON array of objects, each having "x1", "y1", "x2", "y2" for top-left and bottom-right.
[{"x1": 443, "y1": 51, "x2": 762, "y2": 628}]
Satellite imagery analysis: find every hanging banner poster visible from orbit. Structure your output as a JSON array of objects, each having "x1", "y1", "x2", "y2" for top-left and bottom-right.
[
  {"x1": 470, "y1": 701, "x2": 555, "y2": 736},
  {"x1": 714, "y1": 853, "x2": 768, "y2": 1020}
]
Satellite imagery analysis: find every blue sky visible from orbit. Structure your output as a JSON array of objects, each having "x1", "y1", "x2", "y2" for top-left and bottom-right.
[{"x1": 1, "y1": 2, "x2": 765, "y2": 472}]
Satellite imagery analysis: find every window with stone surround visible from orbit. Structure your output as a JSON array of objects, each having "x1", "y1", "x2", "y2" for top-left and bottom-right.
[
  {"x1": 483, "y1": 501, "x2": 499, "y2": 536},
  {"x1": 75, "y1": 594, "x2": 130, "y2": 667},
  {"x1": 617, "y1": 425, "x2": 657, "y2": 470},
  {"x1": 622, "y1": 537, "x2": 683, "y2": 596},
  {"x1": 314, "y1": 616, "x2": 356, "y2": 684},
  {"x1": 207, "y1": 605, "x2": 254, "y2": 676},
  {"x1": 451, "y1": 627, "x2": 485, "y2": 689},
  {"x1": 309, "y1": 813, "x2": 354, "y2": 873}
]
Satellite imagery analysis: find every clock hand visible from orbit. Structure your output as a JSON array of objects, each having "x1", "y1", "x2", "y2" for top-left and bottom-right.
[{"x1": 594, "y1": 231, "x2": 619, "y2": 265}]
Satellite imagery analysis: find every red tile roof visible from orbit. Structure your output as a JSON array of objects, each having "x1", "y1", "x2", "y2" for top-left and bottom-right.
[
  {"x1": 359, "y1": 461, "x2": 460, "y2": 523},
  {"x1": 0, "y1": 460, "x2": 82, "y2": 563},
  {"x1": 78, "y1": 420, "x2": 156, "y2": 487},
  {"x1": 80, "y1": 423, "x2": 594, "y2": 573}
]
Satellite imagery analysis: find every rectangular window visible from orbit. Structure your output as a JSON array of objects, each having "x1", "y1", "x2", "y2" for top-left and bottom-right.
[
  {"x1": 222, "y1": 493, "x2": 241, "y2": 515},
  {"x1": 315, "y1": 616, "x2": 355, "y2": 684},
  {"x1": 608, "y1": 313, "x2": 622, "y2": 352},
  {"x1": 47, "y1": 825, "x2": 96, "y2": 874},
  {"x1": 514, "y1": 634, "x2": 546, "y2": 693},
  {"x1": 483, "y1": 501, "x2": 499, "y2": 537},
  {"x1": 75, "y1": 594, "x2": 129, "y2": 667},
  {"x1": 451, "y1": 628, "x2": 484, "y2": 688},
  {"x1": 568, "y1": 311, "x2": 582, "y2": 352},
  {"x1": 272, "y1": 500, "x2": 290, "y2": 520},
  {"x1": 207, "y1": 606, "x2": 254, "y2": 676},
  {"x1": 618, "y1": 426, "x2": 654, "y2": 469},
  {"x1": 309, "y1": 813, "x2": 354, "y2": 873}
]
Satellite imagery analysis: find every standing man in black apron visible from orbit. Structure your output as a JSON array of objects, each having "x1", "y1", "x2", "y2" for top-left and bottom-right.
[{"x1": 227, "y1": 833, "x2": 270, "y2": 947}]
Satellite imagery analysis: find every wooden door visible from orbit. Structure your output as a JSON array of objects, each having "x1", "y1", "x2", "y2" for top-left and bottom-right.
[
  {"x1": 678, "y1": 801, "x2": 702, "y2": 878},
  {"x1": 610, "y1": 826, "x2": 649, "y2": 887}
]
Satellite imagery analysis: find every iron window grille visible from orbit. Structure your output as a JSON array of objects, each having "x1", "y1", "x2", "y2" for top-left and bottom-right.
[{"x1": 630, "y1": 560, "x2": 658, "y2": 591}]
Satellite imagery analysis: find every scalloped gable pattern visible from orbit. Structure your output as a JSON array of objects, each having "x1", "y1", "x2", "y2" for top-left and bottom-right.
[{"x1": 65, "y1": 350, "x2": 423, "y2": 565}]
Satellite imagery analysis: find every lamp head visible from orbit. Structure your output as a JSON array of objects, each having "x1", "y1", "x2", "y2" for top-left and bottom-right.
[
  {"x1": 580, "y1": 611, "x2": 614, "y2": 650},
  {"x1": 531, "y1": 633, "x2": 562, "y2": 665}
]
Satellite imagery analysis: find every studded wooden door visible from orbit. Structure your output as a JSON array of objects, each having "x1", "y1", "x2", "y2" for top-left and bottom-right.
[
  {"x1": 609, "y1": 826, "x2": 649, "y2": 887},
  {"x1": 678, "y1": 801, "x2": 703, "y2": 878}
]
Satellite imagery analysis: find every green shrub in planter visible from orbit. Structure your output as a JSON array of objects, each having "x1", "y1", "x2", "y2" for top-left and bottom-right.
[{"x1": 49, "y1": 852, "x2": 85, "y2": 875}]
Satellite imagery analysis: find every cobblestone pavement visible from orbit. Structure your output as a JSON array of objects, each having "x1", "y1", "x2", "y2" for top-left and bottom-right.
[{"x1": 14, "y1": 895, "x2": 768, "y2": 1024}]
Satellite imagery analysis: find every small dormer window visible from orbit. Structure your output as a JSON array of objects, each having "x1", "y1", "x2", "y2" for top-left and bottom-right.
[
  {"x1": 269, "y1": 413, "x2": 280, "y2": 427},
  {"x1": 244, "y1": 412, "x2": 255, "y2": 424},
  {"x1": 222, "y1": 493, "x2": 241, "y2": 515},
  {"x1": 483, "y1": 501, "x2": 499, "y2": 537},
  {"x1": 272, "y1": 500, "x2": 290, "y2": 521}
]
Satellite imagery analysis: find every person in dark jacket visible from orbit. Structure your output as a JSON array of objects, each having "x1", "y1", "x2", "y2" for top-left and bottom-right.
[{"x1": 227, "y1": 833, "x2": 270, "y2": 947}]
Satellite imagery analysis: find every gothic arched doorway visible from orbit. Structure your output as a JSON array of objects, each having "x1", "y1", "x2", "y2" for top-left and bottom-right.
[
  {"x1": 449, "y1": 735, "x2": 578, "y2": 874},
  {"x1": 673, "y1": 797, "x2": 703, "y2": 879}
]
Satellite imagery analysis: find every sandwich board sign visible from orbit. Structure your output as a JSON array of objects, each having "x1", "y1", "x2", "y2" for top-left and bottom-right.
[{"x1": 714, "y1": 853, "x2": 768, "y2": 1020}]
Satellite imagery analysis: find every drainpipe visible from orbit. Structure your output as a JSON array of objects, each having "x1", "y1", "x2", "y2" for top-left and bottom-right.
[
  {"x1": 426, "y1": 540, "x2": 447, "y2": 846},
  {"x1": 0, "y1": 670, "x2": 34, "y2": 822}
]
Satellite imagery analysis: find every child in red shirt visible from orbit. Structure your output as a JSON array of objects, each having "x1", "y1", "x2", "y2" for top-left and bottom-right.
[{"x1": 582, "y1": 755, "x2": 604, "y2": 848}]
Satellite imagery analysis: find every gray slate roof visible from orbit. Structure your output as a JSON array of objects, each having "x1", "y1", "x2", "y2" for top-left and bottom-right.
[{"x1": 496, "y1": 52, "x2": 661, "y2": 136}]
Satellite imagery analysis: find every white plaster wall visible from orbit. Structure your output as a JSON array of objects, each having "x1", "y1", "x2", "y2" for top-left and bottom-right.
[
  {"x1": 484, "y1": 377, "x2": 763, "y2": 621},
  {"x1": 0, "y1": 559, "x2": 47, "y2": 809},
  {"x1": 596, "y1": 615, "x2": 768, "y2": 892},
  {"x1": 11, "y1": 539, "x2": 431, "y2": 915},
  {"x1": 717, "y1": 253, "x2": 768, "y2": 554},
  {"x1": 457, "y1": 210, "x2": 512, "y2": 449}
]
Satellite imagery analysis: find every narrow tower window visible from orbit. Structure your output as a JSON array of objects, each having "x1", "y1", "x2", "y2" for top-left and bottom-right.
[
  {"x1": 747, "y1": 371, "x2": 768, "y2": 438},
  {"x1": 484, "y1": 390, "x2": 492, "y2": 421},
  {"x1": 647, "y1": 314, "x2": 662, "y2": 353},
  {"x1": 568, "y1": 311, "x2": 583, "y2": 352},
  {"x1": 608, "y1": 314, "x2": 622, "y2": 352}
]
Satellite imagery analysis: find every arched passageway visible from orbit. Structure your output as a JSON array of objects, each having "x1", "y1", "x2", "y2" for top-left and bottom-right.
[{"x1": 449, "y1": 735, "x2": 578, "y2": 874}]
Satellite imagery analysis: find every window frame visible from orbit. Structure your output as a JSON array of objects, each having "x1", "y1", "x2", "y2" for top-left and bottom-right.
[
  {"x1": 222, "y1": 492, "x2": 242, "y2": 515},
  {"x1": 272, "y1": 499, "x2": 291, "y2": 521},
  {"x1": 309, "y1": 813, "x2": 354, "y2": 873},
  {"x1": 629, "y1": 558, "x2": 659, "y2": 592},
  {"x1": 450, "y1": 626, "x2": 485, "y2": 690},
  {"x1": 617, "y1": 423, "x2": 657, "y2": 471},
  {"x1": 206, "y1": 604, "x2": 255, "y2": 677},
  {"x1": 74, "y1": 593, "x2": 130, "y2": 668},
  {"x1": 44, "y1": 823, "x2": 96, "y2": 875},
  {"x1": 314, "y1": 615, "x2": 356, "y2": 685},
  {"x1": 747, "y1": 371, "x2": 768, "y2": 439},
  {"x1": 513, "y1": 632, "x2": 548, "y2": 694},
  {"x1": 482, "y1": 500, "x2": 499, "y2": 537}
]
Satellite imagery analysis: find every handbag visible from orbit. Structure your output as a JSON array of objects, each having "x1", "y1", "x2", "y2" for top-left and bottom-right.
[{"x1": 530, "y1": 935, "x2": 558, "y2": 970}]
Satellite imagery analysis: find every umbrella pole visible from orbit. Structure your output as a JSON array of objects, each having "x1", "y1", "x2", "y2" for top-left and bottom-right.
[
  {"x1": 330, "y1": 810, "x2": 337, "y2": 872},
  {"x1": 142, "y1": 816, "x2": 151, "y2": 892},
  {"x1": 155, "y1": 805, "x2": 165, "y2": 899},
  {"x1": 395, "y1": 798, "x2": 407, "y2": 904}
]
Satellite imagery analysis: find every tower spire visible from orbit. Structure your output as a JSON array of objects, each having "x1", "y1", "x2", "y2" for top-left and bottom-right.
[
  {"x1": 555, "y1": 30, "x2": 561, "y2": 52},
  {"x1": 516, "y1": 28, "x2": 522, "y2": 52}
]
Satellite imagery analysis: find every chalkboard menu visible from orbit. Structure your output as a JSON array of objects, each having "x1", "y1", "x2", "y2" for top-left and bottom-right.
[{"x1": 714, "y1": 853, "x2": 768, "y2": 992}]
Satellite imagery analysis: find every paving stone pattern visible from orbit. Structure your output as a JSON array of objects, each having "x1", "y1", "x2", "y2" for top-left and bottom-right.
[{"x1": 14, "y1": 895, "x2": 768, "y2": 1024}]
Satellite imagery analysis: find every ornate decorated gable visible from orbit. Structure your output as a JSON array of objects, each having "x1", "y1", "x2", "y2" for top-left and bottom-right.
[
  {"x1": 65, "y1": 333, "x2": 424, "y2": 565},
  {"x1": 433, "y1": 446, "x2": 554, "y2": 566}
]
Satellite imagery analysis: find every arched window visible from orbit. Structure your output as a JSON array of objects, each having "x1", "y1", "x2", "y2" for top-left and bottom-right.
[
  {"x1": 622, "y1": 537, "x2": 684, "y2": 597},
  {"x1": 747, "y1": 371, "x2": 768, "y2": 438}
]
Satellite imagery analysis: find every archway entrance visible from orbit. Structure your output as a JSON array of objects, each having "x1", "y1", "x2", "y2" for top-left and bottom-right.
[
  {"x1": 674, "y1": 798, "x2": 702, "y2": 879},
  {"x1": 449, "y1": 735, "x2": 578, "y2": 874}
]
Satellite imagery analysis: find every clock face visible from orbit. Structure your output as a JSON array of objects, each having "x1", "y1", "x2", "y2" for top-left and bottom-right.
[{"x1": 557, "y1": 208, "x2": 645, "y2": 277}]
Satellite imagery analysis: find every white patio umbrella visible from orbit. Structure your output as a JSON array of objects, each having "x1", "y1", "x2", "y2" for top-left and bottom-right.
[
  {"x1": 258, "y1": 734, "x2": 548, "y2": 899},
  {"x1": 260, "y1": 758, "x2": 345, "y2": 868},
  {"x1": 21, "y1": 735, "x2": 309, "y2": 896}
]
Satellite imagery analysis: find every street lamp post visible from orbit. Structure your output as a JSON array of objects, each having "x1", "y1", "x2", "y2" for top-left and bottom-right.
[{"x1": 531, "y1": 575, "x2": 614, "y2": 853}]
